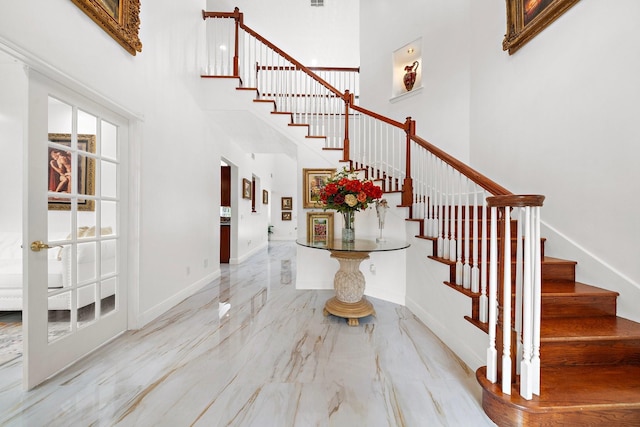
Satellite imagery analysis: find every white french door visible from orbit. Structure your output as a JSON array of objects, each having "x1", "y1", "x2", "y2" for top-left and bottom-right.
[{"x1": 24, "y1": 71, "x2": 128, "y2": 389}]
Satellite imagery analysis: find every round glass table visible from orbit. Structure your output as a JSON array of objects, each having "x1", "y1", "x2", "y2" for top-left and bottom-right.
[{"x1": 297, "y1": 238, "x2": 410, "y2": 326}]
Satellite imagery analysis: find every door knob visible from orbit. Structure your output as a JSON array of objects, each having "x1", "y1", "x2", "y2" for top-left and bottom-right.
[{"x1": 30, "y1": 241, "x2": 51, "y2": 252}]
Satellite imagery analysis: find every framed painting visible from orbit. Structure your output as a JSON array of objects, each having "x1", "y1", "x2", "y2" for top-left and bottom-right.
[
  {"x1": 281, "y1": 197, "x2": 293, "y2": 211},
  {"x1": 303, "y1": 168, "x2": 335, "y2": 208},
  {"x1": 262, "y1": 189, "x2": 269, "y2": 205},
  {"x1": 503, "y1": 0, "x2": 580, "y2": 54},
  {"x1": 306, "y1": 212, "x2": 334, "y2": 245},
  {"x1": 281, "y1": 211, "x2": 292, "y2": 221},
  {"x1": 48, "y1": 133, "x2": 96, "y2": 211},
  {"x1": 71, "y1": 0, "x2": 142, "y2": 55},
  {"x1": 242, "y1": 178, "x2": 252, "y2": 199}
]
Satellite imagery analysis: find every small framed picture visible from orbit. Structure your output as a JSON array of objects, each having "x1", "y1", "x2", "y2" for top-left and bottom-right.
[
  {"x1": 281, "y1": 197, "x2": 293, "y2": 210},
  {"x1": 282, "y1": 211, "x2": 292, "y2": 221},
  {"x1": 242, "y1": 178, "x2": 251, "y2": 199},
  {"x1": 262, "y1": 189, "x2": 269, "y2": 204},
  {"x1": 307, "y1": 211, "x2": 334, "y2": 244}
]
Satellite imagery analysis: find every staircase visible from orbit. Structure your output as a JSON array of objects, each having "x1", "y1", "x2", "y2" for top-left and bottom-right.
[
  {"x1": 201, "y1": 9, "x2": 640, "y2": 425},
  {"x1": 420, "y1": 210, "x2": 640, "y2": 426}
]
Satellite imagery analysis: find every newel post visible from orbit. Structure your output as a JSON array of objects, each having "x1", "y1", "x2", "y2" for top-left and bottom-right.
[
  {"x1": 401, "y1": 117, "x2": 416, "y2": 207},
  {"x1": 232, "y1": 7, "x2": 242, "y2": 77},
  {"x1": 342, "y1": 90, "x2": 353, "y2": 163},
  {"x1": 486, "y1": 194, "x2": 545, "y2": 399}
]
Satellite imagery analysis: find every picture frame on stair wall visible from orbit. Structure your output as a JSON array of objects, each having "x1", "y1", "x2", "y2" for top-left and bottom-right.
[
  {"x1": 70, "y1": 0, "x2": 142, "y2": 55},
  {"x1": 302, "y1": 168, "x2": 336, "y2": 209},
  {"x1": 503, "y1": 0, "x2": 580, "y2": 54}
]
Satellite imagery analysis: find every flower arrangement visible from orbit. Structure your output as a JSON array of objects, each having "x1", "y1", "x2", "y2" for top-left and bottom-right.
[{"x1": 318, "y1": 168, "x2": 383, "y2": 213}]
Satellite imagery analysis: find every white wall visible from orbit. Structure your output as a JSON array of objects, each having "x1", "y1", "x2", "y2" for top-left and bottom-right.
[
  {"x1": 469, "y1": 0, "x2": 640, "y2": 321},
  {"x1": 359, "y1": 0, "x2": 471, "y2": 161},
  {"x1": 0, "y1": 57, "x2": 26, "y2": 233},
  {"x1": 209, "y1": 0, "x2": 360, "y2": 67},
  {"x1": 0, "y1": 1, "x2": 222, "y2": 327}
]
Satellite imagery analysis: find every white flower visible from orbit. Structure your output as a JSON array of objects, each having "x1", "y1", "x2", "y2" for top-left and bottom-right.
[{"x1": 345, "y1": 194, "x2": 358, "y2": 207}]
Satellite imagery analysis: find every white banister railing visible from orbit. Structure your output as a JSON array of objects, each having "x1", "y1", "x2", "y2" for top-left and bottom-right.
[{"x1": 202, "y1": 9, "x2": 545, "y2": 402}]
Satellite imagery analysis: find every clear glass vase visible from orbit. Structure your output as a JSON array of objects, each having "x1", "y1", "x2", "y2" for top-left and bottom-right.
[{"x1": 342, "y1": 211, "x2": 355, "y2": 243}]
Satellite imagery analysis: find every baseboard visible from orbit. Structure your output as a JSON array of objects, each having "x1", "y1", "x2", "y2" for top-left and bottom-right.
[
  {"x1": 136, "y1": 269, "x2": 221, "y2": 327},
  {"x1": 230, "y1": 242, "x2": 268, "y2": 265},
  {"x1": 406, "y1": 295, "x2": 485, "y2": 371}
]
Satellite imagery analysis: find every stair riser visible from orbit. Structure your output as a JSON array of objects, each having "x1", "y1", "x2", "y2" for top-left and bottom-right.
[
  {"x1": 442, "y1": 260, "x2": 576, "y2": 286},
  {"x1": 542, "y1": 295, "x2": 617, "y2": 318},
  {"x1": 542, "y1": 340, "x2": 640, "y2": 367}
]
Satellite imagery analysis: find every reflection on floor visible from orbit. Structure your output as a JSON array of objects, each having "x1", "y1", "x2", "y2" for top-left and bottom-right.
[
  {"x1": 0, "y1": 242, "x2": 495, "y2": 426},
  {"x1": 0, "y1": 296, "x2": 116, "y2": 367}
]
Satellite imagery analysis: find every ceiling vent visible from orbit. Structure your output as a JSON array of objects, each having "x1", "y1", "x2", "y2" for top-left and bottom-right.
[{"x1": 311, "y1": 0, "x2": 324, "y2": 6}]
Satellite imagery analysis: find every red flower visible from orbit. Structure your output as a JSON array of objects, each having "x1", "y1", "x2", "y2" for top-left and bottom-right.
[
  {"x1": 324, "y1": 183, "x2": 338, "y2": 196},
  {"x1": 345, "y1": 179, "x2": 362, "y2": 193}
]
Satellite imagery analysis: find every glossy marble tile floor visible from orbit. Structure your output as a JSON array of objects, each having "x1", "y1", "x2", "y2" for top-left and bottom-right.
[{"x1": 0, "y1": 242, "x2": 495, "y2": 426}]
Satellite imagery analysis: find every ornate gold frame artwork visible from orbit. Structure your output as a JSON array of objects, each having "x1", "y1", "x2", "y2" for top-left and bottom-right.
[
  {"x1": 503, "y1": 0, "x2": 580, "y2": 54},
  {"x1": 48, "y1": 133, "x2": 96, "y2": 211},
  {"x1": 71, "y1": 0, "x2": 142, "y2": 55},
  {"x1": 302, "y1": 168, "x2": 336, "y2": 209}
]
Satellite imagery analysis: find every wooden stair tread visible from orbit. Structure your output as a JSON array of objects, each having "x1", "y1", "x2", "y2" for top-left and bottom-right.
[
  {"x1": 541, "y1": 316, "x2": 640, "y2": 341},
  {"x1": 542, "y1": 281, "x2": 619, "y2": 296},
  {"x1": 478, "y1": 365, "x2": 640, "y2": 410}
]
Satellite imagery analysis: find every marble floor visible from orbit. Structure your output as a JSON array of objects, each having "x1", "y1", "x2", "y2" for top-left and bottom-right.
[{"x1": 0, "y1": 242, "x2": 495, "y2": 426}]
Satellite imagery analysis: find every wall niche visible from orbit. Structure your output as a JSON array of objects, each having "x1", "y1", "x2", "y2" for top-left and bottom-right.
[{"x1": 391, "y1": 38, "x2": 422, "y2": 101}]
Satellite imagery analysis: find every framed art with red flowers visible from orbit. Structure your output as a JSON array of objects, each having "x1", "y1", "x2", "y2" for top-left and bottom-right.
[
  {"x1": 503, "y1": 0, "x2": 580, "y2": 55},
  {"x1": 306, "y1": 212, "x2": 334, "y2": 245},
  {"x1": 302, "y1": 168, "x2": 336, "y2": 208}
]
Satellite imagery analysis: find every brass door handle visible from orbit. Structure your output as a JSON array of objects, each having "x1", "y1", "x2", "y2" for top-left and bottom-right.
[{"x1": 30, "y1": 241, "x2": 51, "y2": 252}]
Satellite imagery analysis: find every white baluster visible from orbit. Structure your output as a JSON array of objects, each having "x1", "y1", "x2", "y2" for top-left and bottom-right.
[
  {"x1": 532, "y1": 205, "x2": 542, "y2": 395},
  {"x1": 479, "y1": 195, "x2": 488, "y2": 321},
  {"x1": 515, "y1": 207, "x2": 524, "y2": 376},
  {"x1": 520, "y1": 206, "x2": 534, "y2": 399},
  {"x1": 455, "y1": 175, "x2": 463, "y2": 283},
  {"x1": 443, "y1": 165, "x2": 453, "y2": 259},
  {"x1": 463, "y1": 178, "x2": 471, "y2": 289},
  {"x1": 437, "y1": 161, "x2": 444, "y2": 258},
  {"x1": 502, "y1": 207, "x2": 512, "y2": 395},
  {"x1": 486, "y1": 205, "x2": 498, "y2": 383},
  {"x1": 471, "y1": 186, "x2": 480, "y2": 293}
]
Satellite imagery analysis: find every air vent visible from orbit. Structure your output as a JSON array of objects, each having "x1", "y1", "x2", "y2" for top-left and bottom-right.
[{"x1": 311, "y1": 0, "x2": 324, "y2": 6}]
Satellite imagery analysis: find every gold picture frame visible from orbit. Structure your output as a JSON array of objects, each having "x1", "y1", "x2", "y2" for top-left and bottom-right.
[
  {"x1": 503, "y1": 0, "x2": 580, "y2": 55},
  {"x1": 281, "y1": 211, "x2": 292, "y2": 221},
  {"x1": 71, "y1": 0, "x2": 142, "y2": 55},
  {"x1": 302, "y1": 168, "x2": 336, "y2": 209},
  {"x1": 262, "y1": 189, "x2": 269, "y2": 204},
  {"x1": 242, "y1": 178, "x2": 252, "y2": 199},
  {"x1": 306, "y1": 212, "x2": 334, "y2": 245},
  {"x1": 48, "y1": 133, "x2": 96, "y2": 211}
]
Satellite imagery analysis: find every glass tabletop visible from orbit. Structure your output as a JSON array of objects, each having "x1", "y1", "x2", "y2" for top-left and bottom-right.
[{"x1": 296, "y1": 238, "x2": 410, "y2": 253}]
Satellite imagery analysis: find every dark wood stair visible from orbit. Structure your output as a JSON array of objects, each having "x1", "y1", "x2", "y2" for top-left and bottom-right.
[{"x1": 415, "y1": 216, "x2": 640, "y2": 425}]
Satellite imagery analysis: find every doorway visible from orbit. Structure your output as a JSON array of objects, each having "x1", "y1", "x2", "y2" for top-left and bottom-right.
[{"x1": 220, "y1": 162, "x2": 231, "y2": 263}]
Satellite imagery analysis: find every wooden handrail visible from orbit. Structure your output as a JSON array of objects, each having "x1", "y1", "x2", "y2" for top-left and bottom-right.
[
  {"x1": 487, "y1": 195, "x2": 545, "y2": 208},
  {"x1": 411, "y1": 135, "x2": 512, "y2": 197},
  {"x1": 203, "y1": 8, "x2": 514, "y2": 199},
  {"x1": 350, "y1": 104, "x2": 405, "y2": 129}
]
